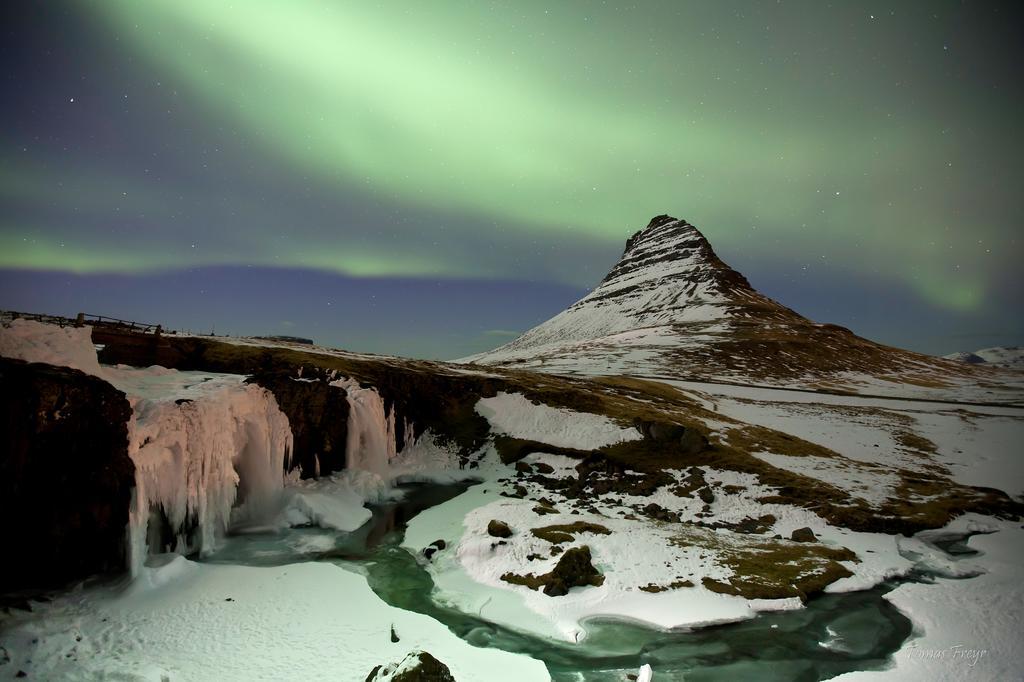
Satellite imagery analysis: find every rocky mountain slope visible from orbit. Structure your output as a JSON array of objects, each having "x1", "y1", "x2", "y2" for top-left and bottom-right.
[{"x1": 462, "y1": 215, "x2": 1019, "y2": 401}]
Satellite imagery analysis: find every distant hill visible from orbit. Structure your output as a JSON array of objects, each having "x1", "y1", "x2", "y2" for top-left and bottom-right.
[{"x1": 944, "y1": 346, "x2": 1024, "y2": 369}]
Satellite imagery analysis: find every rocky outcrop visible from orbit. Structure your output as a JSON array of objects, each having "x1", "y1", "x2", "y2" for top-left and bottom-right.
[
  {"x1": 634, "y1": 419, "x2": 708, "y2": 456},
  {"x1": 501, "y1": 545, "x2": 605, "y2": 597},
  {"x1": 0, "y1": 358, "x2": 134, "y2": 592},
  {"x1": 791, "y1": 527, "x2": 817, "y2": 543},
  {"x1": 365, "y1": 651, "x2": 455, "y2": 682},
  {"x1": 247, "y1": 370, "x2": 351, "y2": 478},
  {"x1": 487, "y1": 520, "x2": 513, "y2": 538}
]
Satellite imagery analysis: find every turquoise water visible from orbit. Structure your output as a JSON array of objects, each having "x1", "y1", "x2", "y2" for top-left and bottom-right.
[
  {"x1": 205, "y1": 482, "x2": 919, "y2": 681},
  {"x1": 357, "y1": 541, "x2": 910, "y2": 681}
]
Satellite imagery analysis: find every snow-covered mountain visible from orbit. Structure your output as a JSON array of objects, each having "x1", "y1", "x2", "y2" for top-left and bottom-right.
[
  {"x1": 461, "y1": 215, "x2": 1007, "y2": 395},
  {"x1": 944, "y1": 346, "x2": 1024, "y2": 369}
]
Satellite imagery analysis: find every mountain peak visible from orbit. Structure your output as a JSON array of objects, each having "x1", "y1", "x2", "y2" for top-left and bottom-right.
[
  {"x1": 461, "y1": 215, "x2": 785, "y2": 362},
  {"x1": 461, "y1": 213, "x2": 994, "y2": 391},
  {"x1": 600, "y1": 215, "x2": 753, "y2": 297}
]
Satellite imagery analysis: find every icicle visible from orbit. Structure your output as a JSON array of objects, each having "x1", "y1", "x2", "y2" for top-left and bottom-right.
[
  {"x1": 402, "y1": 416, "x2": 417, "y2": 452},
  {"x1": 386, "y1": 403, "x2": 398, "y2": 463}
]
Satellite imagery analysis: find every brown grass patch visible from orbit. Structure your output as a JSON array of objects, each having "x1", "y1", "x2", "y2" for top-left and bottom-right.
[{"x1": 531, "y1": 521, "x2": 611, "y2": 545}]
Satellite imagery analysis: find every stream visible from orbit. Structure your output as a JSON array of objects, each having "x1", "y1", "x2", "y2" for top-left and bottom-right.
[{"x1": 202, "y1": 482, "x2": 934, "y2": 681}]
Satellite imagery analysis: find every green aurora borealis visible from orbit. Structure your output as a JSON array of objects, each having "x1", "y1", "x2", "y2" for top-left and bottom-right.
[{"x1": 1, "y1": 1, "x2": 1021, "y2": 356}]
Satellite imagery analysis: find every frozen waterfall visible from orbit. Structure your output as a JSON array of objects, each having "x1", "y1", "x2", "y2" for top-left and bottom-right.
[
  {"x1": 114, "y1": 369, "x2": 293, "y2": 577},
  {"x1": 331, "y1": 377, "x2": 415, "y2": 478}
]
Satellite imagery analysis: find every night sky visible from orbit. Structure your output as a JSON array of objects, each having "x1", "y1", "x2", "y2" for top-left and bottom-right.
[{"x1": 2, "y1": 2, "x2": 1021, "y2": 359}]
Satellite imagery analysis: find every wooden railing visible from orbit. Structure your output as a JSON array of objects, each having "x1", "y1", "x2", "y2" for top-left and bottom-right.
[{"x1": 3, "y1": 310, "x2": 168, "y2": 336}]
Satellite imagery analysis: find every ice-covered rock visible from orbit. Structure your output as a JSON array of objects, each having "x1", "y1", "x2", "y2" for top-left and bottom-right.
[{"x1": 0, "y1": 318, "x2": 105, "y2": 377}]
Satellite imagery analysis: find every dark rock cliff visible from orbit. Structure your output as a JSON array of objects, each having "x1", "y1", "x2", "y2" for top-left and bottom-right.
[
  {"x1": 0, "y1": 358, "x2": 135, "y2": 593},
  {"x1": 247, "y1": 370, "x2": 351, "y2": 478}
]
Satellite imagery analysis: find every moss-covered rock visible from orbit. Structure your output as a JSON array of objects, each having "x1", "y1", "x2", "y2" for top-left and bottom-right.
[
  {"x1": 530, "y1": 521, "x2": 611, "y2": 544},
  {"x1": 501, "y1": 545, "x2": 605, "y2": 596}
]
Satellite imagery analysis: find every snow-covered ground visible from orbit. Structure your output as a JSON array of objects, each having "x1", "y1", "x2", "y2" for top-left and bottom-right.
[
  {"x1": 673, "y1": 381, "x2": 1024, "y2": 503},
  {"x1": 476, "y1": 391, "x2": 642, "y2": 449},
  {"x1": 405, "y1": 447, "x2": 928, "y2": 641},
  {"x1": 0, "y1": 556, "x2": 547, "y2": 681},
  {"x1": 402, "y1": 388, "x2": 1024, "y2": 682},
  {"x1": 407, "y1": 394, "x2": 897, "y2": 640},
  {"x1": 834, "y1": 516, "x2": 1024, "y2": 682}
]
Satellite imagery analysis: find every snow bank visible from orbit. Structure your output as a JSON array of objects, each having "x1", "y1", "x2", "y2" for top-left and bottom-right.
[
  {"x1": 910, "y1": 410, "x2": 1024, "y2": 500},
  {"x1": 114, "y1": 368, "x2": 293, "y2": 577},
  {"x1": 264, "y1": 469, "x2": 390, "y2": 533},
  {"x1": 1, "y1": 558, "x2": 548, "y2": 681},
  {"x1": 833, "y1": 516, "x2": 1024, "y2": 681},
  {"x1": 0, "y1": 318, "x2": 104, "y2": 377},
  {"x1": 275, "y1": 487, "x2": 373, "y2": 532},
  {"x1": 752, "y1": 452, "x2": 900, "y2": 506},
  {"x1": 476, "y1": 391, "x2": 641, "y2": 449}
]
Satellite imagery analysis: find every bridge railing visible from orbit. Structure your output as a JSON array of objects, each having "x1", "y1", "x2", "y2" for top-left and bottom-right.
[{"x1": 2, "y1": 310, "x2": 167, "y2": 336}]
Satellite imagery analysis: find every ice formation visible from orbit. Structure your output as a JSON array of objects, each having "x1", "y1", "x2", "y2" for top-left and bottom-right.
[
  {"x1": 122, "y1": 375, "x2": 293, "y2": 576},
  {"x1": 332, "y1": 377, "x2": 415, "y2": 477},
  {"x1": 0, "y1": 317, "x2": 422, "y2": 574}
]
